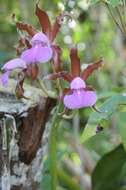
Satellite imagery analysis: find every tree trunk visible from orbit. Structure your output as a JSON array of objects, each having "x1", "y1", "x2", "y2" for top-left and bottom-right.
[{"x1": 0, "y1": 80, "x2": 56, "y2": 190}]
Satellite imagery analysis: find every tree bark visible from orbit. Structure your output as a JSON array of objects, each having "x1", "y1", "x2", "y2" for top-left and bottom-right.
[{"x1": 0, "y1": 80, "x2": 56, "y2": 190}]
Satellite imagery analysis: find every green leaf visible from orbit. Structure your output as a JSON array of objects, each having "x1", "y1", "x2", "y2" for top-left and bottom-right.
[
  {"x1": 116, "y1": 112, "x2": 126, "y2": 151},
  {"x1": 92, "y1": 144, "x2": 126, "y2": 190},
  {"x1": 41, "y1": 174, "x2": 51, "y2": 190},
  {"x1": 81, "y1": 94, "x2": 126, "y2": 143},
  {"x1": 90, "y1": 0, "x2": 100, "y2": 4},
  {"x1": 109, "y1": 0, "x2": 120, "y2": 7}
]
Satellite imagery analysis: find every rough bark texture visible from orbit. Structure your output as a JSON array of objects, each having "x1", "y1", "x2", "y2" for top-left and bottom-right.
[{"x1": 0, "y1": 80, "x2": 56, "y2": 190}]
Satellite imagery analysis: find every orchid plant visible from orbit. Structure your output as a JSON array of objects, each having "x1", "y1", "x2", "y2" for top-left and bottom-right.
[
  {"x1": 45, "y1": 47, "x2": 103, "y2": 109},
  {"x1": 0, "y1": 2, "x2": 103, "y2": 190}
]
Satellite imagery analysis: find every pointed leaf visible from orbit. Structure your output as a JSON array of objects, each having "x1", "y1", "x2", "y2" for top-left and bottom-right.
[
  {"x1": 70, "y1": 47, "x2": 80, "y2": 77},
  {"x1": 35, "y1": 4, "x2": 51, "y2": 39},
  {"x1": 116, "y1": 112, "x2": 126, "y2": 151},
  {"x1": 16, "y1": 22, "x2": 36, "y2": 36},
  {"x1": 92, "y1": 144, "x2": 126, "y2": 190},
  {"x1": 81, "y1": 94, "x2": 126, "y2": 143},
  {"x1": 81, "y1": 58, "x2": 103, "y2": 80}
]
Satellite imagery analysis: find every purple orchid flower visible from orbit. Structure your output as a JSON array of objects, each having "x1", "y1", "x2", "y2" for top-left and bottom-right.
[
  {"x1": 63, "y1": 77, "x2": 97, "y2": 109},
  {"x1": 21, "y1": 32, "x2": 53, "y2": 64},
  {"x1": 1, "y1": 4, "x2": 67, "y2": 90},
  {"x1": 1, "y1": 58, "x2": 27, "y2": 86},
  {"x1": 16, "y1": 3, "x2": 71, "y2": 72},
  {"x1": 1, "y1": 31, "x2": 53, "y2": 87},
  {"x1": 45, "y1": 47, "x2": 103, "y2": 110}
]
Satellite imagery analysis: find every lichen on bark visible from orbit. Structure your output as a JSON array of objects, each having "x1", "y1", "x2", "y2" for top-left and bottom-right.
[{"x1": 0, "y1": 80, "x2": 56, "y2": 190}]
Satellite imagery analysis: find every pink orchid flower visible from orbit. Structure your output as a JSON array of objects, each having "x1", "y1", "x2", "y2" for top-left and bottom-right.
[
  {"x1": 45, "y1": 47, "x2": 103, "y2": 110},
  {"x1": 1, "y1": 58, "x2": 27, "y2": 86},
  {"x1": 63, "y1": 77, "x2": 97, "y2": 109},
  {"x1": 21, "y1": 32, "x2": 53, "y2": 64},
  {"x1": 1, "y1": 3, "x2": 68, "y2": 86},
  {"x1": 16, "y1": 3, "x2": 71, "y2": 72}
]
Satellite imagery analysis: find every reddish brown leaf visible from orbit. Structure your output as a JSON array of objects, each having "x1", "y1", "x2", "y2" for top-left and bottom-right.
[
  {"x1": 52, "y1": 45, "x2": 62, "y2": 72},
  {"x1": 16, "y1": 22, "x2": 36, "y2": 37},
  {"x1": 35, "y1": 4, "x2": 52, "y2": 39},
  {"x1": 81, "y1": 58, "x2": 104, "y2": 80},
  {"x1": 44, "y1": 71, "x2": 73, "y2": 82},
  {"x1": 70, "y1": 47, "x2": 81, "y2": 77}
]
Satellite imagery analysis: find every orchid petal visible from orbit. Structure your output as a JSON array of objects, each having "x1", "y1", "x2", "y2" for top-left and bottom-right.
[
  {"x1": 2, "y1": 58, "x2": 27, "y2": 71},
  {"x1": 35, "y1": 4, "x2": 52, "y2": 39},
  {"x1": 64, "y1": 90, "x2": 97, "y2": 109},
  {"x1": 70, "y1": 47, "x2": 80, "y2": 77},
  {"x1": 16, "y1": 22, "x2": 36, "y2": 37},
  {"x1": 81, "y1": 58, "x2": 103, "y2": 80},
  {"x1": 52, "y1": 45, "x2": 62, "y2": 72},
  {"x1": 70, "y1": 77, "x2": 86, "y2": 89},
  {"x1": 0, "y1": 71, "x2": 10, "y2": 86},
  {"x1": 30, "y1": 32, "x2": 50, "y2": 46},
  {"x1": 51, "y1": 15, "x2": 61, "y2": 42},
  {"x1": 21, "y1": 45, "x2": 53, "y2": 64}
]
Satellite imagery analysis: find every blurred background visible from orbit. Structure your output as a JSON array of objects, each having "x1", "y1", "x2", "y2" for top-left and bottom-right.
[{"x1": 1, "y1": 0, "x2": 126, "y2": 190}]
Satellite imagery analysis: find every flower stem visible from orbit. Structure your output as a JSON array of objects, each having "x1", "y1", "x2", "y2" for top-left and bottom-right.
[
  {"x1": 37, "y1": 77, "x2": 56, "y2": 98},
  {"x1": 49, "y1": 103, "x2": 61, "y2": 190}
]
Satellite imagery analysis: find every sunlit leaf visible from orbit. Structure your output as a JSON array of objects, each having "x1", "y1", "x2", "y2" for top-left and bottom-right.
[
  {"x1": 81, "y1": 94, "x2": 126, "y2": 143},
  {"x1": 41, "y1": 174, "x2": 51, "y2": 190},
  {"x1": 90, "y1": 0, "x2": 100, "y2": 4},
  {"x1": 116, "y1": 112, "x2": 126, "y2": 151},
  {"x1": 109, "y1": 0, "x2": 121, "y2": 7}
]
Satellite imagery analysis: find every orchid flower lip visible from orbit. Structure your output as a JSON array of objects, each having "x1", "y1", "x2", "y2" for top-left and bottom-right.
[
  {"x1": 63, "y1": 90, "x2": 97, "y2": 109},
  {"x1": 21, "y1": 45, "x2": 53, "y2": 64}
]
